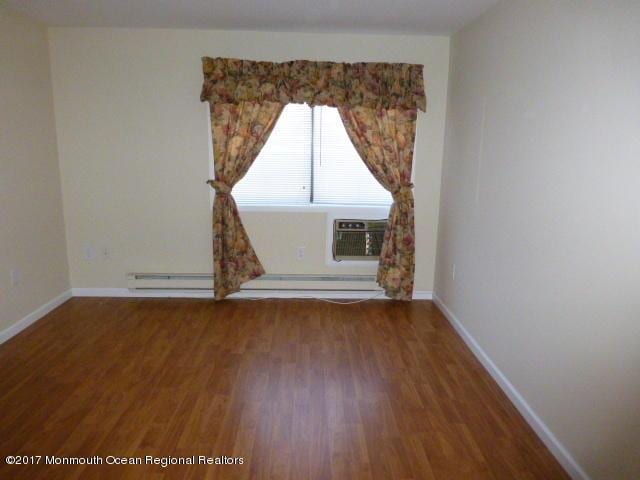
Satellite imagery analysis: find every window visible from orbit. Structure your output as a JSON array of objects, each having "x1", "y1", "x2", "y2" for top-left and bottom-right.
[{"x1": 232, "y1": 104, "x2": 392, "y2": 207}]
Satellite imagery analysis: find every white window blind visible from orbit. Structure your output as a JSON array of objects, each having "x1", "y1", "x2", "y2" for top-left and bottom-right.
[
  {"x1": 231, "y1": 104, "x2": 392, "y2": 207},
  {"x1": 233, "y1": 104, "x2": 312, "y2": 205},
  {"x1": 312, "y1": 106, "x2": 392, "y2": 206}
]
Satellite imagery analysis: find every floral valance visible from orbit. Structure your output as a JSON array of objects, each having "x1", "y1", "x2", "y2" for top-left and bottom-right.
[{"x1": 200, "y1": 57, "x2": 426, "y2": 111}]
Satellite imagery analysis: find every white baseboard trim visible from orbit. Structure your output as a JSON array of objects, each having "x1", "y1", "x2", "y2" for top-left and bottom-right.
[
  {"x1": 0, "y1": 289, "x2": 72, "y2": 345},
  {"x1": 432, "y1": 294, "x2": 590, "y2": 480},
  {"x1": 412, "y1": 290, "x2": 433, "y2": 300},
  {"x1": 71, "y1": 287, "x2": 433, "y2": 300},
  {"x1": 71, "y1": 287, "x2": 209, "y2": 298}
]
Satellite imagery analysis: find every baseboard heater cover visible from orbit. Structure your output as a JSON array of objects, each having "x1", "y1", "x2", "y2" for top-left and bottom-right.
[{"x1": 127, "y1": 273, "x2": 380, "y2": 292}]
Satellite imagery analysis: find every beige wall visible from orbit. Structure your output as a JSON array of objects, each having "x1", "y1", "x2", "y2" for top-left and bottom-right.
[
  {"x1": 47, "y1": 27, "x2": 449, "y2": 291},
  {"x1": 435, "y1": 1, "x2": 640, "y2": 478},
  {"x1": 0, "y1": 7, "x2": 69, "y2": 333}
]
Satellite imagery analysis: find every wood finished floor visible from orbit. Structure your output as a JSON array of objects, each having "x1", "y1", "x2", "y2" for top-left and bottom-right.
[{"x1": 0, "y1": 298, "x2": 569, "y2": 480}]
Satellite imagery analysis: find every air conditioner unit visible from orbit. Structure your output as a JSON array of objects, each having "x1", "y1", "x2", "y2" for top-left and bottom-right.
[{"x1": 333, "y1": 219, "x2": 387, "y2": 261}]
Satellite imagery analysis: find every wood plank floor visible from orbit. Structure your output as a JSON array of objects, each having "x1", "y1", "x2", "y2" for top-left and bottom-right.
[{"x1": 0, "y1": 298, "x2": 569, "y2": 479}]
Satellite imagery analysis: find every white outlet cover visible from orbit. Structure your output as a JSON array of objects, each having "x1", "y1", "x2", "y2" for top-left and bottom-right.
[
  {"x1": 10, "y1": 269, "x2": 20, "y2": 286},
  {"x1": 84, "y1": 245, "x2": 95, "y2": 261}
]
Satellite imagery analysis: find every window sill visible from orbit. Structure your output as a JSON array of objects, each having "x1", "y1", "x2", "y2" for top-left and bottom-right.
[{"x1": 238, "y1": 204, "x2": 391, "y2": 213}]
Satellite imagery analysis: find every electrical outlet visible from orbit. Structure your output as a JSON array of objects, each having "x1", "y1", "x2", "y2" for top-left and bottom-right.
[
  {"x1": 296, "y1": 246, "x2": 306, "y2": 260},
  {"x1": 84, "y1": 245, "x2": 95, "y2": 261},
  {"x1": 101, "y1": 246, "x2": 111, "y2": 260},
  {"x1": 10, "y1": 269, "x2": 20, "y2": 286}
]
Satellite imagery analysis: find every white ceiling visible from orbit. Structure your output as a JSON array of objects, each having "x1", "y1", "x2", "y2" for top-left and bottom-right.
[{"x1": 5, "y1": 0, "x2": 499, "y2": 35}]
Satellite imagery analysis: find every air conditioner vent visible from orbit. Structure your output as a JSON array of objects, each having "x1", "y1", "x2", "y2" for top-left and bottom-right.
[{"x1": 333, "y1": 218, "x2": 387, "y2": 261}]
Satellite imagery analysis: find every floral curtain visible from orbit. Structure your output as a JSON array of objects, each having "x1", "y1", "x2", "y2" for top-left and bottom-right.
[
  {"x1": 202, "y1": 57, "x2": 425, "y2": 300},
  {"x1": 338, "y1": 107, "x2": 417, "y2": 300},
  {"x1": 201, "y1": 57, "x2": 426, "y2": 111},
  {"x1": 208, "y1": 101, "x2": 284, "y2": 299}
]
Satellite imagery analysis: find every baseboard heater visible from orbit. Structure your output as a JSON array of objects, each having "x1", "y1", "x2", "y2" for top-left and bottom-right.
[{"x1": 127, "y1": 273, "x2": 380, "y2": 292}]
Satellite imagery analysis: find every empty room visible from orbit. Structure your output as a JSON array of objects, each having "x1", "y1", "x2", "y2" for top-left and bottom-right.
[{"x1": 1, "y1": 1, "x2": 638, "y2": 479}]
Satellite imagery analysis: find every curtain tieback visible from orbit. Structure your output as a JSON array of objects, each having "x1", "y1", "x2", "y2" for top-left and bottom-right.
[
  {"x1": 392, "y1": 184, "x2": 414, "y2": 203},
  {"x1": 206, "y1": 179, "x2": 232, "y2": 195}
]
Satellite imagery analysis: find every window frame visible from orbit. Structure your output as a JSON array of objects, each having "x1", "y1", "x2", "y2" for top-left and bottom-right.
[{"x1": 219, "y1": 104, "x2": 396, "y2": 211}]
